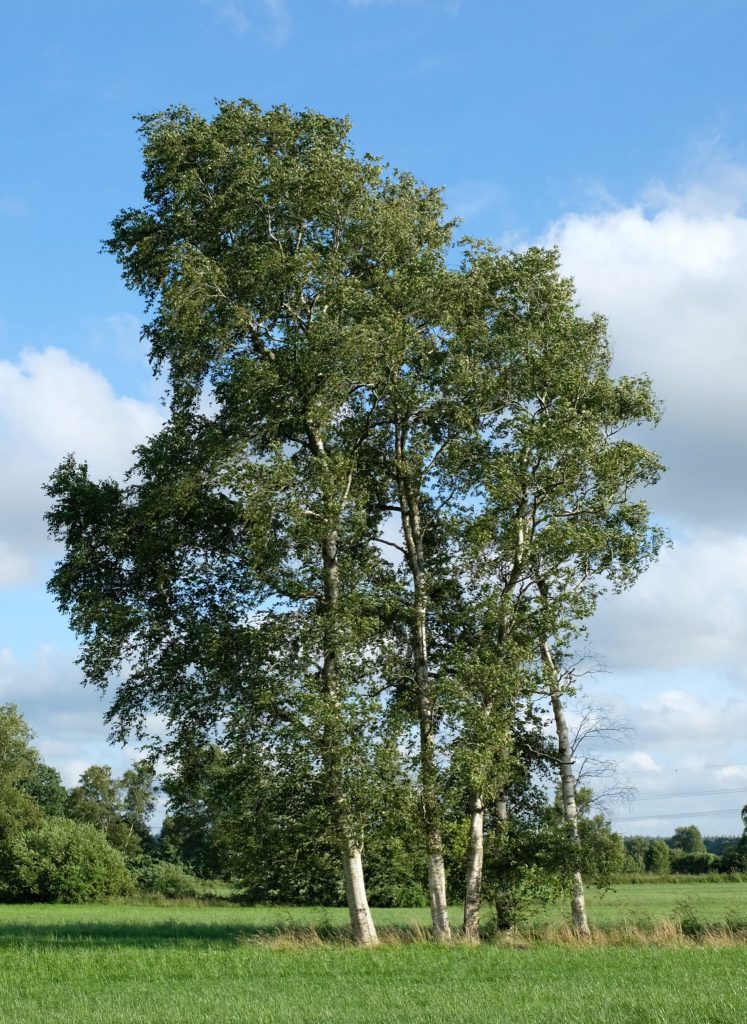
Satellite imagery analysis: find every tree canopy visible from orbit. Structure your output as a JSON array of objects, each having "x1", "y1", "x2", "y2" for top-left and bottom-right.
[{"x1": 45, "y1": 98, "x2": 665, "y2": 942}]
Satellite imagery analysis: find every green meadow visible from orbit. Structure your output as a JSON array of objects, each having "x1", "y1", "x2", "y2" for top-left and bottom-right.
[{"x1": 3, "y1": 886, "x2": 747, "y2": 1024}]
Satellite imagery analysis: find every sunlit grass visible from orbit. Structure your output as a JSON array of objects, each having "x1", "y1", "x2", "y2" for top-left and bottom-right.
[{"x1": 2, "y1": 887, "x2": 747, "y2": 1023}]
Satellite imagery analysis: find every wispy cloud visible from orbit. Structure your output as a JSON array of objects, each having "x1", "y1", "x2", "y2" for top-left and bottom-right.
[
  {"x1": 447, "y1": 180, "x2": 505, "y2": 222},
  {"x1": 204, "y1": 0, "x2": 291, "y2": 45},
  {"x1": 344, "y1": 0, "x2": 461, "y2": 13}
]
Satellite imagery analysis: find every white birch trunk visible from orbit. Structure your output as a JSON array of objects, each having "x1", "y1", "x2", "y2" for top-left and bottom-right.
[
  {"x1": 343, "y1": 844, "x2": 379, "y2": 946},
  {"x1": 306, "y1": 425, "x2": 378, "y2": 948},
  {"x1": 395, "y1": 430, "x2": 451, "y2": 941},
  {"x1": 543, "y1": 642, "x2": 590, "y2": 936},
  {"x1": 427, "y1": 853, "x2": 451, "y2": 941},
  {"x1": 463, "y1": 792, "x2": 484, "y2": 941}
]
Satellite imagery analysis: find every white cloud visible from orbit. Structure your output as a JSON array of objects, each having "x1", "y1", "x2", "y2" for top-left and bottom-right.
[
  {"x1": 590, "y1": 532, "x2": 747, "y2": 675},
  {"x1": 636, "y1": 689, "x2": 733, "y2": 746},
  {"x1": 572, "y1": 688, "x2": 747, "y2": 835},
  {"x1": 620, "y1": 751, "x2": 661, "y2": 773},
  {"x1": 0, "y1": 346, "x2": 162, "y2": 585},
  {"x1": 535, "y1": 165, "x2": 747, "y2": 835},
  {"x1": 0, "y1": 645, "x2": 135, "y2": 785},
  {"x1": 205, "y1": 0, "x2": 291, "y2": 44},
  {"x1": 544, "y1": 171, "x2": 747, "y2": 529}
]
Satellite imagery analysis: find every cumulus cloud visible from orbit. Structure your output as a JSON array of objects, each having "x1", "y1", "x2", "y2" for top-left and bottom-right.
[
  {"x1": 0, "y1": 645, "x2": 133, "y2": 786},
  {"x1": 0, "y1": 346, "x2": 162, "y2": 584},
  {"x1": 571, "y1": 688, "x2": 747, "y2": 835},
  {"x1": 544, "y1": 171, "x2": 747, "y2": 530},
  {"x1": 590, "y1": 532, "x2": 747, "y2": 676}
]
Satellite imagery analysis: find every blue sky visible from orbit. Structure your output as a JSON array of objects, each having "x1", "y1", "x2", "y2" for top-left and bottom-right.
[{"x1": 2, "y1": 0, "x2": 747, "y2": 836}]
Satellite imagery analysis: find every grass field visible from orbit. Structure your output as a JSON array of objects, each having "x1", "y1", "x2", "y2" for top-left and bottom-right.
[{"x1": 3, "y1": 887, "x2": 747, "y2": 1023}]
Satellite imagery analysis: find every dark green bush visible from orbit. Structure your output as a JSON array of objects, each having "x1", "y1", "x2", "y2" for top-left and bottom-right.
[
  {"x1": 670, "y1": 851, "x2": 720, "y2": 875},
  {"x1": 131, "y1": 857, "x2": 202, "y2": 898},
  {"x1": 0, "y1": 818, "x2": 134, "y2": 902}
]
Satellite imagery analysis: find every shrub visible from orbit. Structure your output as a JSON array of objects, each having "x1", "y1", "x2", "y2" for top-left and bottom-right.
[
  {"x1": 0, "y1": 817, "x2": 134, "y2": 902},
  {"x1": 670, "y1": 851, "x2": 719, "y2": 876},
  {"x1": 131, "y1": 857, "x2": 202, "y2": 898}
]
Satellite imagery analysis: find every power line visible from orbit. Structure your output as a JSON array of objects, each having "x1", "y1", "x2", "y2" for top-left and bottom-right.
[
  {"x1": 632, "y1": 787, "x2": 747, "y2": 802},
  {"x1": 620, "y1": 762, "x2": 747, "y2": 777},
  {"x1": 612, "y1": 807, "x2": 745, "y2": 823}
]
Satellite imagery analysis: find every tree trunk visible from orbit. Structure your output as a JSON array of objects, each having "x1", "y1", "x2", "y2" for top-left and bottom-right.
[
  {"x1": 463, "y1": 791, "x2": 484, "y2": 941},
  {"x1": 543, "y1": 642, "x2": 590, "y2": 937},
  {"x1": 395, "y1": 429, "x2": 451, "y2": 941},
  {"x1": 343, "y1": 842, "x2": 379, "y2": 946},
  {"x1": 418, "y1": 677, "x2": 450, "y2": 942},
  {"x1": 308, "y1": 425, "x2": 378, "y2": 947},
  {"x1": 493, "y1": 789, "x2": 513, "y2": 931},
  {"x1": 321, "y1": 528, "x2": 379, "y2": 947}
]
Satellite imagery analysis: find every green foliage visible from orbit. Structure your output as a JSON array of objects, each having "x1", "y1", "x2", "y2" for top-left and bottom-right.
[
  {"x1": 645, "y1": 839, "x2": 671, "y2": 874},
  {"x1": 160, "y1": 747, "x2": 234, "y2": 879},
  {"x1": 66, "y1": 762, "x2": 157, "y2": 856},
  {"x1": 624, "y1": 835, "x2": 648, "y2": 871},
  {"x1": 0, "y1": 704, "x2": 51, "y2": 840},
  {"x1": 670, "y1": 851, "x2": 719, "y2": 875},
  {"x1": 43, "y1": 97, "x2": 665, "y2": 922},
  {"x1": 19, "y1": 762, "x2": 68, "y2": 818},
  {"x1": 121, "y1": 762, "x2": 159, "y2": 854},
  {"x1": 130, "y1": 856, "x2": 202, "y2": 899},
  {"x1": 351, "y1": 743, "x2": 428, "y2": 908},
  {"x1": 671, "y1": 825, "x2": 707, "y2": 854},
  {"x1": 703, "y1": 835, "x2": 740, "y2": 856},
  {"x1": 0, "y1": 817, "x2": 134, "y2": 902}
]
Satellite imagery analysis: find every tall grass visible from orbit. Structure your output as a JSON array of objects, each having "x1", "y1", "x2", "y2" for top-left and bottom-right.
[{"x1": 1, "y1": 890, "x2": 747, "y2": 1022}]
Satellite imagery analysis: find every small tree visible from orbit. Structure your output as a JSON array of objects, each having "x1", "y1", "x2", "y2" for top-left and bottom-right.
[
  {"x1": 645, "y1": 839, "x2": 670, "y2": 874},
  {"x1": 0, "y1": 704, "x2": 51, "y2": 838},
  {"x1": 671, "y1": 825, "x2": 706, "y2": 853},
  {"x1": 67, "y1": 765, "x2": 131, "y2": 852}
]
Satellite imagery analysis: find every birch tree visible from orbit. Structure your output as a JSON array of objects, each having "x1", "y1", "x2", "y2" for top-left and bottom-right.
[
  {"x1": 468, "y1": 244, "x2": 664, "y2": 932},
  {"x1": 433, "y1": 244, "x2": 664, "y2": 936},
  {"x1": 46, "y1": 100, "x2": 452, "y2": 945}
]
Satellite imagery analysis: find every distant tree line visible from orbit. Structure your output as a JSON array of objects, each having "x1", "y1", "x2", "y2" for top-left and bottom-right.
[
  {"x1": 0, "y1": 702, "x2": 628, "y2": 908},
  {"x1": 4, "y1": 699, "x2": 746, "y2": 911},
  {"x1": 0, "y1": 704, "x2": 199, "y2": 901},
  {"x1": 623, "y1": 822, "x2": 747, "y2": 877}
]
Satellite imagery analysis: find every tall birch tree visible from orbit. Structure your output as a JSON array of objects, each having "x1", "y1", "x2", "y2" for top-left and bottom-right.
[
  {"x1": 470, "y1": 244, "x2": 664, "y2": 933},
  {"x1": 45, "y1": 100, "x2": 452, "y2": 945},
  {"x1": 427, "y1": 244, "x2": 665, "y2": 936}
]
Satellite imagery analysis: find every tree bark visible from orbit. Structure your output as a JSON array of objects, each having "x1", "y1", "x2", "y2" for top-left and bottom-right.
[
  {"x1": 395, "y1": 426, "x2": 451, "y2": 941},
  {"x1": 309, "y1": 426, "x2": 378, "y2": 947},
  {"x1": 543, "y1": 642, "x2": 590, "y2": 936},
  {"x1": 493, "y1": 788, "x2": 513, "y2": 931},
  {"x1": 463, "y1": 791, "x2": 484, "y2": 941},
  {"x1": 343, "y1": 842, "x2": 379, "y2": 946}
]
